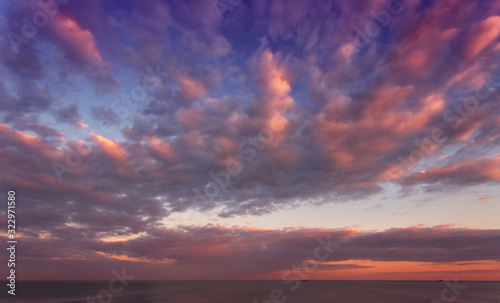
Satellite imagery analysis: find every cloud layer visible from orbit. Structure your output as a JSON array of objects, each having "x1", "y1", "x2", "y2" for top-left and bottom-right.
[
  {"x1": 3, "y1": 225, "x2": 499, "y2": 279},
  {"x1": 0, "y1": 0, "x2": 499, "y2": 279}
]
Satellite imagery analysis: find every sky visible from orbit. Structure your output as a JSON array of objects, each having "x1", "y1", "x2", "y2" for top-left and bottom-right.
[{"x1": 0, "y1": 0, "x2": 499, "y2": 281}]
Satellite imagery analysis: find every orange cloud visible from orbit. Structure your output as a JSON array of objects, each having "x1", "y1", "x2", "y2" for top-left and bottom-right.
[
  {"x1": 89, "y1": 134, "x2": 132, "y2": 177},
  {"x1": 478, "y1": 195, "x2": 496, "y2": 203},
  {"x1": 96, "y1": 252, "x2": 176, "y2": 264},
  {"x1": 90, "y1": 134, "x2": 128, "y2": 162},
  {"x1": 75, "y1": 121, "x2": 89, "y2": 129},
  {"x1": 0, "y1": 123, "x2": 61, "y2": 159}
]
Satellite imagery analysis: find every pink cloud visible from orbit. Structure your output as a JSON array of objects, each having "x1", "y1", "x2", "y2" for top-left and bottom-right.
[
  {"x1": 52, "y1": 16, "x2": 104, "y2": 65},
  {"x1": 89, "y1": 133, "x2": 133, "y2": 177},
  {"x1": 176, "y1": 105, "x2": 204, "y2": 130},
  {"x1": 9, "y1": 225, "x2": 500, "y2": 280},
  {"x1": 461, "y1": 16, "x2": 500, "y2": 59},
  {"x1": 146, "y1": 136, "x2": 177, "y2": 163},
  {"x1": 402, "y1": 157, "x2": 500, "y2": 187}
]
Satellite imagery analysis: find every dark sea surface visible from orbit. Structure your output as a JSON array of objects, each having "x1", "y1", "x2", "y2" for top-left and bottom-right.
[{"x1": 2, "y1": 281, "x2": 499, "y2": 303}]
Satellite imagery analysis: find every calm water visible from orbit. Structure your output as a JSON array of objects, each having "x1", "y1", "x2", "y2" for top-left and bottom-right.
[{"x1": 2, "y1": 281, "x2": 499, "y2": 303}]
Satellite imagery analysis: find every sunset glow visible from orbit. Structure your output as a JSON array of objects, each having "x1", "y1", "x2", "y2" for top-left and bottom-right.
[{"x1": 0, "y1": 0, "x2": 499, "y2": 285}]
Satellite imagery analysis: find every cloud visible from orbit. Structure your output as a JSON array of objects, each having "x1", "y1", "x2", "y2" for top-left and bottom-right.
[
  {"x1": 401, "y1": 157, "x2": 500, "y2": 191},
  {"x1": 461, "y1": 16, "x2": 500, "y2": 59},
  {"x1": 54, "y1": 103, "x2": 88, "y2": 128},
  {"x1": 8, "y1": 80, "x2": 55, "y2": 112},
  {"x1": 2, "y1": 225, "x2": 499, "y2": 279},
  {"x1": 88, "y1": 133, "x2": 133, "y2": 177},
  {"x1": 47, "y1": 15, "x2": 119, "y2": 93},
  {"x1": 366, "y1": 204, "x2": 383, "y2": 210},
  {"x1": 176, "y1": 75, "x2": 207, "y2": 103},
  {"x1": 146, "y1": 136, "x2": 177, "y2": 163},
  {"x1": 2, "y1": 1, "x2": 120, "y2": 93},
  {"x1": 91, "y1": 105, "x2": 120, "y2": 126},
  {"x1": 478, "y1": 195, "x2": 496, "y2": 203},
  {"x1": 0, "y1": 0, "x2": 499, "y2": 256}
]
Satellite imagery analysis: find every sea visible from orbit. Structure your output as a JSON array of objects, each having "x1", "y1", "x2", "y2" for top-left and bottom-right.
[{"x1": 1, "y1": 281, "x2": 499, "y2": 303}]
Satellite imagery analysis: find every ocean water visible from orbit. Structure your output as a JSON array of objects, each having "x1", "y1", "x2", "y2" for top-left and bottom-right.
[{"x1": 2, "y1": 281, "x2": 499, "y2": 303}]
